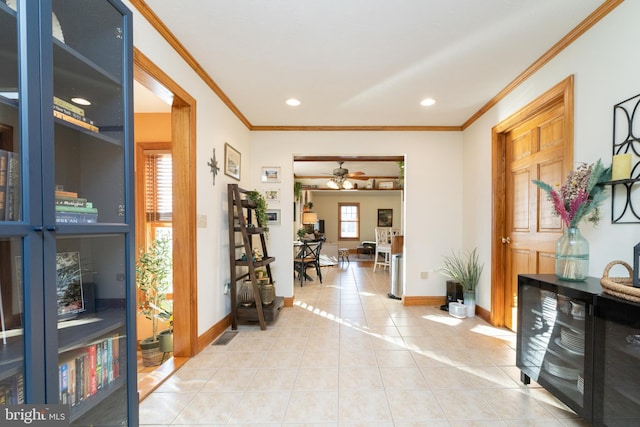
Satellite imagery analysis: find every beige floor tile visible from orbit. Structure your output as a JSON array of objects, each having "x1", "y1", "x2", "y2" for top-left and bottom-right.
[
  {"x1": 227, "y1": 390, "x2": 290, "y2": 423},
  {"x1": 143, "y1": 263, "x2": 585, "y2": 425},
  {"x1": 284, "y1": 390, "x2": 339, "y2": 423},
  {"x1": 338, "y1": 389, "x2": 392, "y2": 423}
]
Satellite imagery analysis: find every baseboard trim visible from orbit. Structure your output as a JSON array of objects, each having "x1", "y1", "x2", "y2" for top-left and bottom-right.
[
  {"x1": 197, "y1": 313, "x2": 232, "y2": 353},
  {"x1": 402, "y1": 296, "x2": 446, "y2": 306}
]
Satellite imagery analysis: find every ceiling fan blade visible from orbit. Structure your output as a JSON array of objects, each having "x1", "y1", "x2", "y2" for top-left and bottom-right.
[{"x1": 349, "y1": 176, "x2": 370, "y2": 180}]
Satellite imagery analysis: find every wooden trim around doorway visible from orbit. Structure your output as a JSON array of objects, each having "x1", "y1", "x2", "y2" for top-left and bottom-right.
[
  {"x1": 134, "y1": 48, "x2": 199, "y2": 358},
  {"x1": 490, "y1": 75, "x2": 574, "y2": 327}
]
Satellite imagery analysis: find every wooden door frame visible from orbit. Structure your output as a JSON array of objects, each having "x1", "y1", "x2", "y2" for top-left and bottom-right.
[
  {"x1": 490, "y1": 75, "x2": 574, "y2": 327},
  {"x1": 134, "y1": 48, "x2": 198, "y2": 357}
]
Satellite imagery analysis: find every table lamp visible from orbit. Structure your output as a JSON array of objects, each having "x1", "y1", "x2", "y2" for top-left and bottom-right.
[{"x1": 302, "y1": 212, "x2": 318, "y2": 233}]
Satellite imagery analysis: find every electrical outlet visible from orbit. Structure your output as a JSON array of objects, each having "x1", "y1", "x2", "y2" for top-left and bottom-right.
[
  {"x1": 420, "y1": 271, "x2": 429, "y2": 279},
  {"x1": 224, "y1": 282, "x2": 230, "y2": 294},
  {"x1": 197, "y1": 214, "x2": 207, "y2": 227}
]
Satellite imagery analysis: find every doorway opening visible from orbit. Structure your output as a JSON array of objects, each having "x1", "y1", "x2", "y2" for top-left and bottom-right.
[{"x1": 134, "y1": 49, "x2": 198, "y2": 400}]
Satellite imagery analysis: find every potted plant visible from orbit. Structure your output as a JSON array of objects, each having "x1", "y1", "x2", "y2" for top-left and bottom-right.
[
  {"x1": 136, "y1": 235, "x2": 173, "y2": 365},
  {"x1": 440, "y1": 248, "x2": 483, "y2": 317},
  {"x1": 246, "y1": 190, "x2": 268, "y2": 229}
]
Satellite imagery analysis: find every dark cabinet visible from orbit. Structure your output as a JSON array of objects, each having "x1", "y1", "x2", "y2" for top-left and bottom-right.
[
  {"x1": 518, "y1": 274, "x2": 640, "y2": 426},
  {"x1": 593, "y1": 293, "x2": 640, "y2": 426},
  {"x1": 0, "y1": 1, "x2": 136, "y2": 425},
  {"x1": 517, "y1": 274, "x2": 600, "y2": 423}
]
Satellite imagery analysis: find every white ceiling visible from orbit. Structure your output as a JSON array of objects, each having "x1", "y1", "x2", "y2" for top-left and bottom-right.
[
  {"x1": 135, "y1": 1, "x2": 606, "y2": 184},
  {"x1": 141, "y1": 0, "x2": 604, "y2": 127}
]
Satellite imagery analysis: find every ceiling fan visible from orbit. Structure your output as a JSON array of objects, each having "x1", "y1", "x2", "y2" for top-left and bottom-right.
[{"x1": 325, "y1": 162, "x2": 367, "y2": 189}]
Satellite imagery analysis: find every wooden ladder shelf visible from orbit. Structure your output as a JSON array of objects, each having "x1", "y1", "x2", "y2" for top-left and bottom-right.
[{"x1": 227, "y1": 184, "x2": 282, "y2": 330}]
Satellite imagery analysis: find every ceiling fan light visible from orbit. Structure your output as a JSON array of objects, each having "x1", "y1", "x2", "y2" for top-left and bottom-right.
[
  {"x1": 342, "y1": 180, "x2": 354, "y2": 189},
  {"x1": 327, "y1": 179, "x2": 339, "y2": 189}
]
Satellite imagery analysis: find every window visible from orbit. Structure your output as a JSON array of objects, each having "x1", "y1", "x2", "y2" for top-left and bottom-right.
[
  {"x1": 144, "y1": 150, "x2": 173, "y2": 291},
  {"x1": 339, "y1": 202, "x2": 360, "y2": 240}
]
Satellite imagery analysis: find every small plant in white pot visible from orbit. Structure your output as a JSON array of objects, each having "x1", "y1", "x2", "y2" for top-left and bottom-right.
[
  {"x1": 137, "y1": 235, "x2": 173, "y2": 365},
  {"x1": 440, "y1": 248, "x2": 483, "y2": 317}
]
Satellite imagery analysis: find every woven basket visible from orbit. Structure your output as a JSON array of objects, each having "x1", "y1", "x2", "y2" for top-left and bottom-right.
[{"x1": 600, "y1": 260, "x2": 640, "y2": 302}]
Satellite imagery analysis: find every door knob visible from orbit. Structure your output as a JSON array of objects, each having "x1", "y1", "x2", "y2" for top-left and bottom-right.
[{"x1": 501, "y1": 236, "x2": 511, "y2": 244}]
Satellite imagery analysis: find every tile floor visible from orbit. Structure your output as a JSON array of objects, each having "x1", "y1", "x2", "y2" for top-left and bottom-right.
[{"x1": 139, "y1": 261, "x2": 588, "y2": 426}]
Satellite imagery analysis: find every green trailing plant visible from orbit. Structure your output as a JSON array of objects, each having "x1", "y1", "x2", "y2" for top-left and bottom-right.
[
  {"x1": 136, "y1": 235, "x2": 173, "y2": 341},
  {"x1": 294, "y1": 181, "x2": 303, "y2": 202},
  {"x1": 246, "y1": 190, "x2": 269, "y2": 231},
  {"x1": 440, "y1": 248, "x2": 484, "y2": 293},
  {"x1": 397, "y1": 160, "x2": 405, "y2": 187},
  {"x1": 297, "y1": 228, "x2": 306, "y2": 239}
]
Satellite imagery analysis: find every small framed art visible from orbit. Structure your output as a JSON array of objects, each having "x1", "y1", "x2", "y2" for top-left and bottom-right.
[
  {"x1": 266, "y1": 209, "x2": 281, "y2": 225},
  {"x1": 264, "y1": 189, "x2": 280, "y2": 202},
  {"x1": 378, "y1": 209, "x2": 393, "y2": 227},
  {"x1": 224, "y1": 143, "x2": 241, "y2": 180},
  {"x1": 261, "y1": 166, "x2": 281, "y2": 183},
  {"x1": 377, "y1": 180, "x2": 395, "y2": 190}
]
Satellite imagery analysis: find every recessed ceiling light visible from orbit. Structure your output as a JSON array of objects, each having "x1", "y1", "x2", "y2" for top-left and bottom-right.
[
  {"x1": 420, "y1": 98, "x2": 436, "y2": 107},
  {"x1": 286, "y1": 98, "x2": 301, "y2": 107},
  {"x1": 71, "y1": 97, "x2": 92, "y2": 106}
]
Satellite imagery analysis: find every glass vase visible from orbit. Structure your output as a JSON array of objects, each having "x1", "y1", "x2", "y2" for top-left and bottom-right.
[{"x1": 555, "y1": 227, "x2": 589, "y2": 281}]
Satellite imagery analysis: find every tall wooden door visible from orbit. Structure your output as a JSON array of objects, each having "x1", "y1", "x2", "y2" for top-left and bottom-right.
[{"x1": 503, "y1": 100, "x2": 571, "y2": 330}]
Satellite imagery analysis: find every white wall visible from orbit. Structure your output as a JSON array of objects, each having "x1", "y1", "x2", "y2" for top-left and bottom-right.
[
  {"x1": 250, "y1": 132, "x2": 463, "y2": 299},
  {"x1": 311, "y1": 191, "x2": 403, "y2": 247},
  {"x1": 127, "y1": 1, "x2": 254, "y2": 335},
  {"x1": 463, "y1": 0, "x2": 640, "y2": 310},
  {"x1": 128, "y1": 0, "x2": 638, "y2": 337}
]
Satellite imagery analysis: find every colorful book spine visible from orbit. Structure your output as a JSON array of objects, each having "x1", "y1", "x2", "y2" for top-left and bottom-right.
[
  {"x1": 112, "y1": 334, "x2": 120, "y2": 379},
  {"x1": 56, "y1": 212, "x2": 98, "y2": 224},
  {"x1": 68, "y1": 359, "x2": 76, "y2": 406},
  {"x1": 5, "y1": 151, "x2": 20, "y2": 221},
  {"x1": 53, "y1": 109, "x2": 99, "y2": 133},
  {"x1": 96, "y1": 342, "x2": 103, "y2": 390},
  {"x1": 59, "y1": 362, "x2": 68, "y2": 405},
  {"x1": 55, "y1": 205, "x2": 98, "y2": 214},
  {"x1": 56, "y1": 197, "x2": 88, "y2": 208},
  {"x1": 53, "y1": 96, "x2": 85, "y2": 117},
  {"x1": 83, "y1": 352, "x2": 90, "y2": 399},
  {"x1": 55, "y1": 190, "x2": 78, "y2": 199},
  {"x1": 89, "y1": 345, "x2": 97, "y2": 396},
  {"x1": 76, "y1": 354, "x2": 84, "y2": 403}
]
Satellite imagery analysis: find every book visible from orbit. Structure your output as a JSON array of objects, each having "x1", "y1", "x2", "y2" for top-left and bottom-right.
[
  {"x1": 56, "y1": 197, "x2": 88, "y2": 208},
  {"x1": 56, "y1": 212, "x2": 98, "y2": 224},
  {"x1": 107, "y1": 337, "x2": 113, "y2": 383},
  {"x1": 54, "y1": 96, "x2": 85, "y2": 117},
  {"x1": 112, "y1": 334, "x2": 120, "y2": 379},
  {"x1": 55, "y1": 205, "x2": 98, "y2": 214},
  {"x1": 95, "y1": 341, "x2": 102, "y2": 390},
  {"x1": 5, "y1": 151, "x2": 20, "y2": 221},
  {"x1": 68, "y1": 358, "x2": 76, "y2": 406},
  {"x1": 83, "y1": 352, "x2": 90, "y2": 399},
  {"x1": 53, "y1": 109, "x2": 99, "y2": 133},
  {"x1": 55, "y1": 190, "x2": 78, "y2": 199},
  {"x1": 59, "y1": 362, "x2": 68, "y2": 405},
  {"x1": 88, "y1": 345, "x2": 97, "y2": 396},
  {"x1": 0, "y1": 150, "x2": 7, "y2": 218},
  {"x1": 76, "y1": 355, "x2": 84, "y2": 403}
]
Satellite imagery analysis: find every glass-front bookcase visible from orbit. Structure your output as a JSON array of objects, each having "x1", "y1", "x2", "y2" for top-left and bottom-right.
[{"x1": 0, "y1": 1, "x2": 136, "y2": 425}]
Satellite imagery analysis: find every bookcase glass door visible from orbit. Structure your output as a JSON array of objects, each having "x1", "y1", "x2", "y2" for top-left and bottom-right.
[
  {"x1": 56, "y1": 235, "x2": 128, "y2": 425},
  {"x1": 52, "y1": 0, "x2": 126, "y2": 225},
  {"x1": 0, "y1": 0, "x2": 22, "y2": 223},
  {"x1": 0, "y1": 0, "x2": 26, "y2": 406},
  {"x1": 0, "y1": 238, "x2": 25, "y2": 404}
]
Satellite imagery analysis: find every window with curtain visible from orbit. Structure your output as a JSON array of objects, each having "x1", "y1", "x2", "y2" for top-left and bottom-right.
[{"x1": 339, "y1": 202, "x2": 360, "y2": 240}]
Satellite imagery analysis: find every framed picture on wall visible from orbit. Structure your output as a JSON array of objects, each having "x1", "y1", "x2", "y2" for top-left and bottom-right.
[
  {"x1": 261, "y1": 166, "x2": 281, "y2": 183},
  {"x1": 378, "y1": 209, "x2": 393, "y2": 227},
  {"x1": 266, "y1": 209, "x2": 281, "y2": 225},
  {"x1": 377, "y1": 180, "x2": 395, "y2": 190},
  {"x1": 264, "y1": 189, "x2": 280, "y2": 202},
  {"x1": 224, "y1": 143, "x2": 241, "y2": 180}
]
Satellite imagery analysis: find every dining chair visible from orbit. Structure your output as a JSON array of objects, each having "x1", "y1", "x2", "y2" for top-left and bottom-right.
[
  {"x1": 373, "y1": 227, "x2": 392, "y2": 272},
  {"x1": 293, "y1": 239, "x2": 324, "y2": 286}
]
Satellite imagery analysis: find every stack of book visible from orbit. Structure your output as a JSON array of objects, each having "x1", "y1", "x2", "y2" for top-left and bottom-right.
[
  {"x1": 56, "y1": 189, "x2": 98, "y2": 224},
  {"x1": 0, "y1": 374, "x2": 25, "y2": 405},
  {"x1": 59, "y1": 334, "x2": 120, "y2": 407},
  {"x1": 0, "y1": 149, "x2": 20, "y2": 221},
  {"x1": 53, "y1": 96, "x2": 99, "y2": 133}
]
